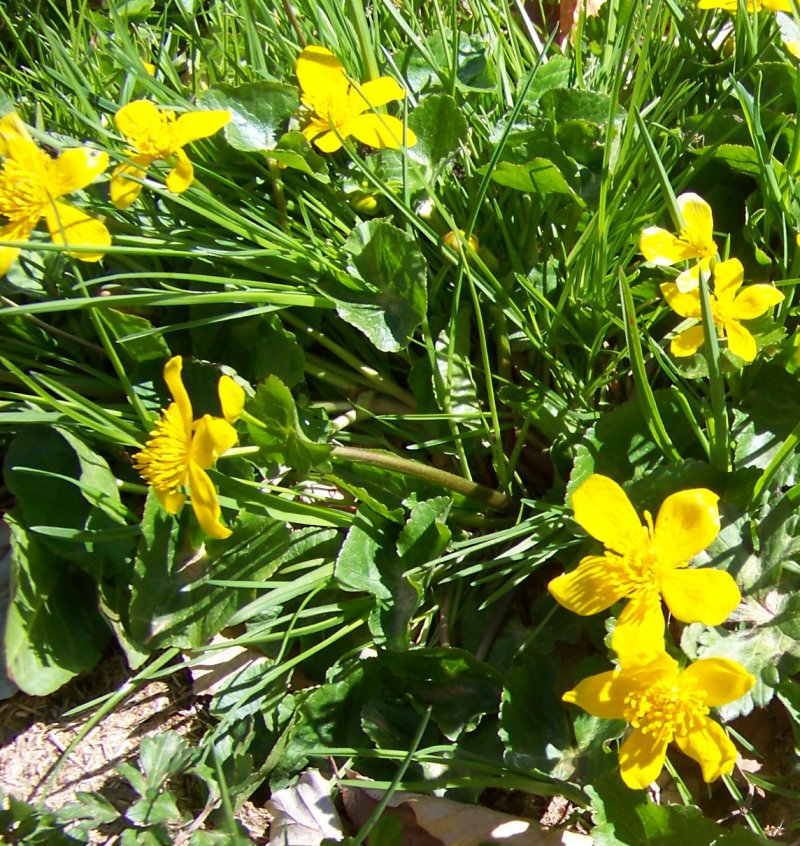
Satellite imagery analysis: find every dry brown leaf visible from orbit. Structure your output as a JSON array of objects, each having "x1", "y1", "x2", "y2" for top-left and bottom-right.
[
  {"x1": 186, "y1": 634, "x2": 269, "y2": 697},
  {"x1": 266, "y1": 770, "x2": 345, "y2": 846},
  {"x1": 559, "y1": 0, "x2": 609, "y2": 41}
]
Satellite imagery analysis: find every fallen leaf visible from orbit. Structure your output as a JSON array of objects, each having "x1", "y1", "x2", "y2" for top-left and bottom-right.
[
  {"x1": 186, "y1": 635, "x2": 269, "y2": 697},
  {"x1": 559, "y1": 0, "x2": 608, "y2": 41},
  {"x1": 266, "y1": 770, "x2": 345, "y2": 846}
]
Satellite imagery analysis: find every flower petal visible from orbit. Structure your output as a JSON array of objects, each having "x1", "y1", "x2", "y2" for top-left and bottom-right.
[
  {"x1": 0, "y1": 112, "x2": 32, "y2": 156},
  {"x1": 661, "y1": 281, "x2": 701, "y2": 319},
  {"x1": 711, "y1": 257, "x2": 744, "y2": 302},
  {"x1": 350, "y1": 77, "x2": 407, "y2": 110},
  {"x1": 155, "y1": 487, "x2": 186, "y2": 515},
  {"x1": 675, "y1": 257, "x2": 712, "y2": 294},
  {"x1": 218, "y1": 375, "x2": 245, "y2": 422},
  {"x1": 729, "y1": 284, "x2": 784, "y2": 320},
  {"x1": 612, "y1": 593, "x2": 666, "y2": 660},
  {"x1": 562, "y1": 669, "x2": 627, "y2": 719},
  {"x1": 674, "y1": 720, "x2": 738, "y2": 783},
  {"x1": 681, "y1": 657, "x2": 755, "y2": 707},
  {"x1": 166, "y1": 147, "x2": 194, "y2": 193},
  {"x1": 174, "y1": 109, "x2": 230, "y2": 146},
  {"x1": 618, "y1": 728, "x2": 669, "y2": 790},
  {"x1": 310, "y1": 128, "x2": 345, "y2": 153},
  {"x1": 571, "y1": 474, "x2": 643, "y2": 554},
  {"x1": 639, "y1": 227, "x2": 695, "y2": 265},
  {"x1": 43, "y1": 201, "x2": 110, "y2": 261},
  {"x1": 110, "y1": 157, "x2": 152, "y2": 209},
  {"x1": 548, "y1": 554, "x2": 632, "y2": 616},
  {"x1": 0, "y1": 218, "x2": 35, "y2": 276},
  {"x1": 652, "y1": 488, "x2": 720, "y2": 566},
  {"x1": 115, "y1": 99, "x2": 163, "y2": 143},
  {"x1": 670, "y1": 325, "x2": 706, "y2": 358},
  {"x1": 163, "y1": 356, "x2": 193, "y2": 431},
  {"x1": 191, "y1": 414, "x2": 238, "y2": 469},
  {"x1": 296, "y1": 46, "x2": 349, "y2": 108},
  {"x1": 677, "y1": 193, "x2": 714, "y2": 254},
  {"x1": 52, "y1": 147, "x2": 109, "y2": 196},
  {"x1": 187, "y1": 461, "x2": 231, "y2": 539},
  {"x1": 347, "y1": 113, "x2": 416, "y2": 150},
  {"x1": 659, "y1": 567, "x2": 741, "y2": 625},
  {"x1": 724, "y1": 320, "x2": 757, "y2": 363}
]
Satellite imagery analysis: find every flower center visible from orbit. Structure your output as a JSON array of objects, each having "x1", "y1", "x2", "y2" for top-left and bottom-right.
[
  {"x1": 678, "y1": 226, "x2": 715, "y2": 259},
  {"x1": 623, "y1": 676, "x2": 709, "y2": 744},
  {"x1": 0, "y1": 150, "x2": 51, "y2": 221},
  {"x1": 133, "y1": 404, "x2": 192, "y2": 493},
  {"x1": 129, "y1": 110, "x2": 180, "y2": 159},
  {"x1": 605, "y1": 511, "x2": 662, "y2": 602}
]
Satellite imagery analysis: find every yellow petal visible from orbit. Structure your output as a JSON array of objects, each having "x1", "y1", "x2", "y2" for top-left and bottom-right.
[
  {"x1": 562, "y1": 669, "x2": 627, "y2": 719},
  {"x1": 174, "y1": 109, "x2": 230, "y2": 146},
  {"x1": 0, "y1": 112, "x2": 32, "y2": 156},
  {"x1": 187, "y1": 461, "x2": 231, "y2": 539},
  {"x1": 115, "y1": 99, "x2": 163, "y2": 143},
  {"x1": 571, "y1": 474, "x2": 643, "y2": 555},
  {"x1": 618, "y1": 728, "x2": 669, "y2": 790},
  {"x1": 652, "y1": 488, "x2": 720, "y2": 566},
  {"x1": 166, "y1": 147, "x2": 194, "y2": 193},
  {"x1": 52, "y1": 147, "x2": 109, "y2": 196},
  {"x1": 659, "y1": 567, "x2": 741, "y2": 625},
  {"x1": 675, "y1": 256, "x2": 712, "y2": 294},
  {"x1": 110, "y1": 157, "x2": 152, "y2": 209},
  {"x1": 191, "y1": 414, "x2": 238, "y2": 469},
  {"x1": 729, "y1": 284, "x2": 784, "y2": 320},
  {"x1": 155, "y1": 488, "x2": 186, "y2": 515},
  {"x1": 218, "y1": 375, "x2": 245, "y2": 422},
  {"x1": 640, "y1": 227, "x2": 696, "y2": 265},
  {"x1": 670, "y1": 324, "x2": 706, "y2": 357},
  {"x1": 548, "y1": 554, "x2": 632, "y2": 616},
  {"x1": 0, "y1": 218, "x2": 35, "y2": 276},
  {"x1": 350, "y1": 77, "x2": 407, "y2": 110},
  {"x1": 681, "y1": 657, "x2": 755, "y2": 707},
  {"x1": 611, "y1": 593, "x2": 666, "y2": 660},
  {"x1": 312, "y1": 129, "x2": 345, "y2": 153},
  {"x1": 724, "y1": 320, "x2": 757, "y2": 363},
  {"x1": 296, "y1": 46, "x2": 349, "y2": 108},
  {"x1": 347, "y1": 113, "x2": 416, "y2": 150},
  {"x1": 43, "y1": 201, "x2": 111, "y2": 261},
  {"x1": 301, "y1": 117, "x2": 331, "y2": 145},
  {"x1": 711, "y1": 257, "x2": 744, "y2": 302},
  {"x1": 660, "y1": 281, "x2": 701, "y2": 319},
  {"x1": 764, "y1": 0, "x2": 792, "y2": 9},
  {"x1": 163, "y1": 356, "x2": 193, "y2": 431},
  {"x1": 673, "y1": 721, "x2": 738, "y2": 783},
  {"x1": 677, "y1": 192, "x2": 714, "y2": 255}
]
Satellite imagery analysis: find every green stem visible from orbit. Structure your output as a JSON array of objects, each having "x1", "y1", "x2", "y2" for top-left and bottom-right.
[
  {"x1": 347, "y1": 0, "x2": 379, "y2": 80},
  {"x1": 752, "y1": 418, "x2": 800, "y2": 503},
  {"x1": 330, "y1": 445, "x2": 512, "y2": 512},
  {"x1": 698, "y1": 266, "x2": 729, "y2": 472}
]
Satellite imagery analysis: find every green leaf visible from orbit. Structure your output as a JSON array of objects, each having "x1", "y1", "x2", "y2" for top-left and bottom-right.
[
  {"x1": 99, "y1": 308, "x2": 170, "y2": 364},
  {"x1": 128, "y1": 501, "x2": 291, "y2": 649},
  {"x1": 56, "y1": 791, "x2": 120, "y2": 832},
  {"x1": 487, "y1": 159, "x2": 581, "y2": 201},
  {"x1": 271, "y1": 130, "x2": 330, "y2": 180},
  {"x1": 4, "y1": 515, "x2": 109, "y2": 695},
  {"x1": 125, "y1": 792, "x2": 183, "y2": 827},
  {"x1": 407, "y1": 93, "x2": 467, "y2": 167},
  {"x1": 333, "y1": 219, "x2": 427, "y2": 352},
  {"x1": 138, "y1": 732, "x2": 194, "y2": 790},
  {"x1": 199, "y1": 82, "x2": 299, "y2": 151},
  {"x1": 246, "y1": 375, "x2": 332, "y2": 473},
  {"x1": 397, "y1": 31, "x2": 493, "y2": 94},
  {"x1": 541, "y1": 87, "x2": 618, "y2": 126},
  {"x1": 433, "y1": 323, "x2": 483, "y2": 430},
  {"x1": 523, "y1": 55, "x2": 572, "y2": 103}
]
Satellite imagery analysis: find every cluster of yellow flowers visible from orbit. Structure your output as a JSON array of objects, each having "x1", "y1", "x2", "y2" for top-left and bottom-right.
[
  {"x1": 640, "y1": 193, "x2": 784, "y2": 363},
  {"x1": 548, "y1": 475, "x2": 754, "y2": 789},
  {"x1": 0, "y1": 45, "x2": 414, "y2": 276}
]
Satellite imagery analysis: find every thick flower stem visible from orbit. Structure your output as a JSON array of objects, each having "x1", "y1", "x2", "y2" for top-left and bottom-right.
[
  {"x1": 698, "y1": 268, "x2": 729, "y2": 472},
  {"x1": 330, "y1": 445, "x2": 513, "y2": 512}
]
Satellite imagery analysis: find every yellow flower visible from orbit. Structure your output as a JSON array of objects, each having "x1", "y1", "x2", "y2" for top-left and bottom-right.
[
  {"x1": 548, "y1": 475, "x2": 740, "y2": 656},
  {"x1": 110, "y1": 100, "x2": 230, "y2": 209},
  {"x1": 563, "y1": 647, "x2": 754, "y2": 789},
  {"x1": 296, "y1": 45, "x2": 417, "y2": 153},
  {"x1": 661, "y1": 258, "x2": 784, "y2": 362},
  {"x1": 134, "y1": 356, "x2": 245, "y2": 539},
  {"x1": 639, "y1": 193, "x2": 718, "y2": 293},
  {"x1": 697, "y1": 0, "x2": 791, "y2": 10},
  {"x1": 0, "y1": 112, "x2": 110, "y2": 276}
]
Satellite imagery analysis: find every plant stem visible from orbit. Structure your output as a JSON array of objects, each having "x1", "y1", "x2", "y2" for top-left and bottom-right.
[
  {"x1": 330, "y1": 445, "x2": 512, "y2": 512},
  {"x1": 698, "y1": 267, "x2": 729, "y2": 472}
]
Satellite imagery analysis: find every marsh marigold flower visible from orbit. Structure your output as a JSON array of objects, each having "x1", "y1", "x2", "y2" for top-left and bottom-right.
[
  {"x1": 697, "y1": 0, "x2": 791, "y2": 11},
  {"x1": 563, "y1": 646, "x2": 754, "y2": 789},
  {"x1": 639, "y1": 193, "x2": 717, "y2": 292},
  {"x1": 661, "y1": 257, "x2": 784, "y2": 362},
  {"x1": 0, "y1": 112, "x2": 110, "y2": 275},
  {"x1": 548, "y1": 475, "x2": 740, "y2": 655},
  {"x1": 134, "y1": 356, "x2": 244, "y2": 539},
  {"x1": 110, "y1": 99, "x2": 230, "y2": 209},
  {"x1": 296, "y1": 45, "x2": 416, "y2": 153}
]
